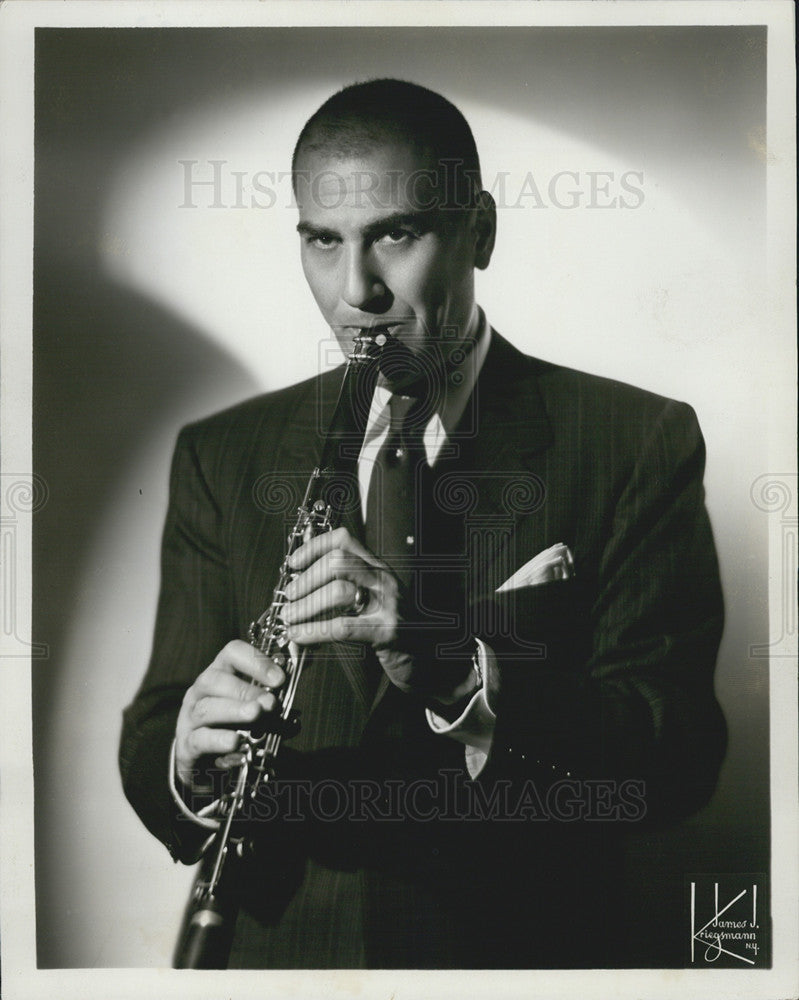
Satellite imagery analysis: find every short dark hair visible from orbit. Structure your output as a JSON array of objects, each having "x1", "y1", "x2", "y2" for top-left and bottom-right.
[{"x1": 291, "y1": 78, "x2": 482, "y2": 208}]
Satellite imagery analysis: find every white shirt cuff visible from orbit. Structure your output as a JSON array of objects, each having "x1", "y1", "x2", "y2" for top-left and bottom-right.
[{"x1": 425, "y1": 638, "x2": 498, "y2": 778}]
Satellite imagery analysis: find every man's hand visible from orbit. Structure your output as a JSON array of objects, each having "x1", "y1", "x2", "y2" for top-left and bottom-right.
[
  {"x1": 282, "y1": 526, "x2": 474, "y2": 705},
  {"x1": 174, "y1": 640, "x2": 286, "y2": 788}
]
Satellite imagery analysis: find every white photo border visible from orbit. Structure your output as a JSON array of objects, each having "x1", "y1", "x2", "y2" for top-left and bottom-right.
[{"x1": 1, "y1": 2, "x2": 796, "y2": 999}]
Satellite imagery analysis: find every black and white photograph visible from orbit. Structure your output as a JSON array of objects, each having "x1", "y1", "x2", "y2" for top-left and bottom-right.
[{"x1": 0, "y1": 2, "x2": 796, "y2": 998}]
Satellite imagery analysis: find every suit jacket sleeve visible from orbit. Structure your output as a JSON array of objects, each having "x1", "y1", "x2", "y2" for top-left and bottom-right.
[
  {"x1": 119, "y1": 423, "x2": 238, "y2": 863},
  {"x1": 482, "y1": 399, "x2": 726, "y2": 821}
]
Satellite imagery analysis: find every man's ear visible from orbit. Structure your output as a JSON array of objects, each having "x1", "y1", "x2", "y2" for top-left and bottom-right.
[{"x1": 472, "y1": 190, "x2": 497, "y2": 271}]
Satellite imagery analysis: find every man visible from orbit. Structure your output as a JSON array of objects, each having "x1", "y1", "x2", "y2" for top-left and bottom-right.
[{"x1": 120, "y1": 79, "x2": 726, "y2": 969}]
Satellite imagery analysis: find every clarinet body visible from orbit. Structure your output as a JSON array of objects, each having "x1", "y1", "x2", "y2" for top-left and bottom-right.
[{"x1": 173, "y1": 331, "x2": 386, "y2": 969}]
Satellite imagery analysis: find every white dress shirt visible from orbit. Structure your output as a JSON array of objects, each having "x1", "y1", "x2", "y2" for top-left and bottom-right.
[{"x1": 356, "y1": 307, "x2": 498, "y2": 778}]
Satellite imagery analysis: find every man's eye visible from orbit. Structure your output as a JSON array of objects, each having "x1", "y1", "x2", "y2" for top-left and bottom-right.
[
  {"x1": 307, "y1": 235, "x2": 338, "y2": 250},
  {"x1": 378, "y1": 229, "x2": 415, "y2": 245}
]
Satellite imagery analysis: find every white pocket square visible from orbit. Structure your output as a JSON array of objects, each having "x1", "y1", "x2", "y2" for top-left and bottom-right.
[{"x1": 495, "y1": 543, "x2": 574, "y2": 593}]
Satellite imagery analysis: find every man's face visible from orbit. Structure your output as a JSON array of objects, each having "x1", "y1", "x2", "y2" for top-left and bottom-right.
[{"x1": 294, "y1": 141, "x2": 489, "y2": 367}]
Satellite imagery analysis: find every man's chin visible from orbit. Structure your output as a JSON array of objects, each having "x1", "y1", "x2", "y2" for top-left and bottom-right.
[
  {"x1": 331, "y1": 322, "x2": 459, "y2": 396},
  {"x1": 376, "y1": 335, "x2": 450, "y2": 398}
]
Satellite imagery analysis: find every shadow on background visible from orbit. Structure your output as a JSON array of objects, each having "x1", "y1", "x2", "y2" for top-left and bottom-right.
[
  {"x1": 32, "y1": 265, "x2": 258, "y2": 966},
  {"x1": 33, "y1": 264, "x2": 257, "y2": 663}
]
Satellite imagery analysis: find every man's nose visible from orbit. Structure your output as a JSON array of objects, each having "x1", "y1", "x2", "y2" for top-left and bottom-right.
[{"x1": 340, "y1": 245, "x2": 389, "y2": 312}]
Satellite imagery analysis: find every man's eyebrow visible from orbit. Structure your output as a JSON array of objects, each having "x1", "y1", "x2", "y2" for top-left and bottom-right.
[
  {"x1": 296, "y1": 221, "x2": 339, "y2": 239},
  {"x1": 361, "y1": 211, "x2": 436, "y2": 240},
  {"x1": 296, "y1": 211, "x2": 437, "y2": 241}
]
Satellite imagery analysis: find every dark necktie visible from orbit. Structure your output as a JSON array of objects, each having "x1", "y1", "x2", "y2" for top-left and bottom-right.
[
  {"x1": 363, "y1": 392, "x2": 472, "y2": 694},
  {"x1": 364, "y1": 394, "x2": 428, "y2": 593}
]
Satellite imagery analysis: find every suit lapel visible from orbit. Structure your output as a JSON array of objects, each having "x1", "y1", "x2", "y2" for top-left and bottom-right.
[{"x1": 448, "y1": 331, "x2": 554, "y2": 587}]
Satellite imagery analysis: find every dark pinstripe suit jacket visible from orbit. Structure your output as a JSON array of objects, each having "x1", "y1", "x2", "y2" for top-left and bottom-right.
[{"x1": 120, "y1": 331, "x2": 726, "y2": 968}]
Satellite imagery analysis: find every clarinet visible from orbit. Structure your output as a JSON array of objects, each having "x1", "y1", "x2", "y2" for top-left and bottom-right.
[{"x1": 173, "y1": 331, "x2": 388, "y2": 969}]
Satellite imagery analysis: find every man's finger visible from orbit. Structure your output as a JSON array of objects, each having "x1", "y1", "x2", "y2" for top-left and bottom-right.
[
  {"x1": 284, "y1": 549, "x2": 354, "y2": 601},
  {"x1": 193, "y1": 667, "x2": 270, "y2": 702},
  {"x1": 190, "y1": 695, "x2": 263, "y2": 728},
  {"x1": 210, "y1": 639, "x2": 285, "y2": 689},
  {"x1": 285, "y1": 549, "x2": 380, "y2": 603},
  {"x1": 183, "y1": 726, "x2": 243, "y2": 764},
  {"x1": 287, "y1": 525, "x2": 373, "y2": 573},
  {"x1": 287, "y1": 615, "x2": 371, "y2": 645},
  {"x1": 283, "y1": 577, "x2": 363, "y2": 625}
]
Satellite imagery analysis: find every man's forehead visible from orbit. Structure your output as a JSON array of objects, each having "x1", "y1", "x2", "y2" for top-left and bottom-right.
[{"x1": 294, "y1": 144, "x2": 444, "y2": 216}]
